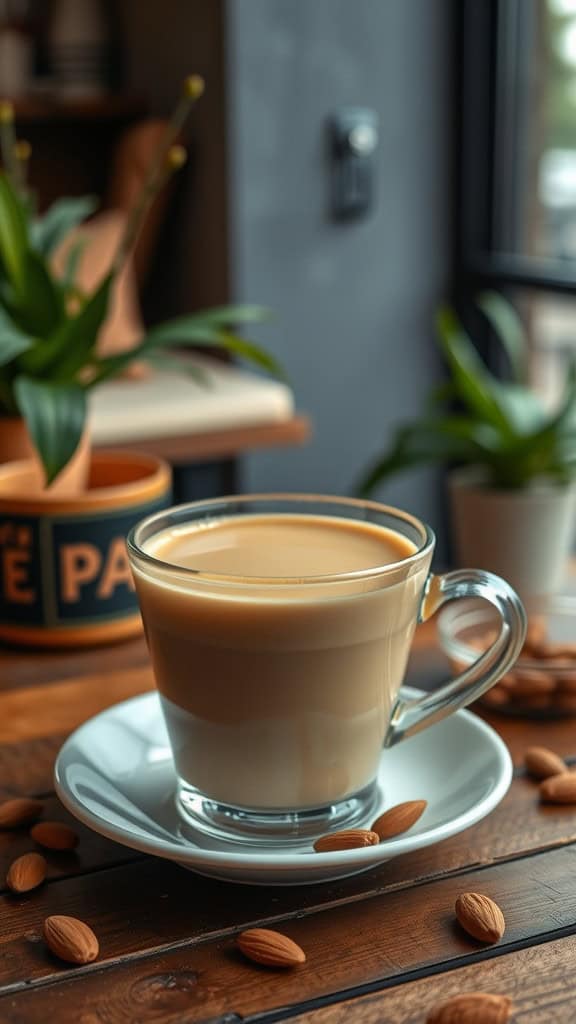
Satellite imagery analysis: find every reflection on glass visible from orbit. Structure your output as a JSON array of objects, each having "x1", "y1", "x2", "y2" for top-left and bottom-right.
[{"x1": 496, "y1": 0, "x2": 576, "y2": 260}]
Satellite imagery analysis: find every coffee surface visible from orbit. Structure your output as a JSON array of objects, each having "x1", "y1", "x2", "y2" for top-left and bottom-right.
[{"x1": 146, "y1": 513, "x2": 417, "y2": 578}]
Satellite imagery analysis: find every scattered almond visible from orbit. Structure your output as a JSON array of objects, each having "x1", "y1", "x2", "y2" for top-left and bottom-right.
[
  {"x1": 540, "y1": 772, "x2": 576, "y2": 804},
  {"x1": 533, "y1": 641, "x2": 576, "y2": 660},
  {"x1": 524, "y1": 746, "x2": 567, "y2": 780},
  {"x1": 555, "y1": 671, "x2": 576, "y2": 694},
  {"x1": 511, "y1": 670, "x2": 556, "y2": 696},
  {"x1": 523, "y1": 617, "x2": 547, "y2": 653},
  {"x1": 43, "y1": 915, "x2": 99, "y2": 964},
  {"x1": 516, "y1": 693, "x2": 552, "y2": 711},
  {"x1": 427, "y1": 991, "x2": 513, "y2": 1023},
  {"x1": 481, "y1": 685, "x2": 509, "y2": 707},
  {"x1": 0, "y1": 797, "x2": 43, "y2": 829},
  {"x1": 371, "y1": 800, "x2": 427, "y2": 840},
  {"x1": 30, "y1": 821, "x2": 78, "y2": 851},
  {"x1": 313, "y1": 828, "x2": 380, "y2": 852},
  {"x1": 237, "y1": 928, "x2": 305, "y2": 968},
  {"x1": 6, "y1": 852, "x2": 47, "y2": 894},
  {"x1": 455, "y1": 892, "x2": 505, "y2": 943},
  {"x1": 555, "y1": 693, "x2": 576, "y2": 713}
]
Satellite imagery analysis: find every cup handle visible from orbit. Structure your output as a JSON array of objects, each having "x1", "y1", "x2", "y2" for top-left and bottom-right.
[{"x1": 384, "y1": 568, "x2": 527, "y2": 748}]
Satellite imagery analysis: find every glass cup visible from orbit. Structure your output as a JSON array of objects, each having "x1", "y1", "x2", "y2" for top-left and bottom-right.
[{"x1": 127, "y1": 494, "x2": 526, "y2": 845}]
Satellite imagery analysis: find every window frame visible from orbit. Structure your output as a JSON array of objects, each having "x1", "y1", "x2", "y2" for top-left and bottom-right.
[{"x1": 457, "y1": 0, "x2": 576, "y2": 298}]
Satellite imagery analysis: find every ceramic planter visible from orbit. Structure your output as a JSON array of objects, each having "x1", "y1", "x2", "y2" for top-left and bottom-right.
[
  {"x1": 0, "y1": 451, "x2": 171, "y2": 647},
  {"x1": 449, "y1": 468, "x2": 576, "y2": 607}
]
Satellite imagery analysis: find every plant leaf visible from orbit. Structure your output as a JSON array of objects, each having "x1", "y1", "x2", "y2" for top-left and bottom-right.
[
  {"x1": 12, "y1": 249, "x2": 64, "y2": 337},
  {"x1": 0, "y1": 171, "x2": 28, "y2": 294},
  {"x1": 436, "y1": 306, "x2": 514, "y2": 437},
  {"x1": 213, "y1": 330, "x2": 284, "y2": 378},
  {"x1": 357, "y1": 419, "x2": 484, "y2": 496},
  {"x1": 60, "y1": 237, "x2": 86, "y2": 293},
  {"x1": 143, "y1": 350, "x2": 212, "y2": 386},
  {"x1": 477, "y1": 291, "x2": 529, "y2": 384},
  {"x1": 31, "y1": 195, "x2": 98, "y2": 256},
  {"x1": 490, "y1": 380, "x2": 547, "y2": 436},
  {"x1": 137, "y1": 317, "x2": 284, "y2": 378},
  {"x1": 181, "y1": 305, "x2": 272, "y2": 326},
  {"x1": 0, "y1": 306, "x2": 33, "y2": 367},
  {"x1": 13, "y1": 376, "x2": 86, "y2": 485},
  {"x1": 25, "y1": 272, "x2": 113, "y2": 377}
]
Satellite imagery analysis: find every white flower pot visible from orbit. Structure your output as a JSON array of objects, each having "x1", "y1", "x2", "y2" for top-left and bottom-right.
[{"x1": 449, "y1": 468, "x2": 576, "y2": 607}]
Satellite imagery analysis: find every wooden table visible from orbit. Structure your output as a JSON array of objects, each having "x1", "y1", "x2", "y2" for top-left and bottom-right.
[{"x1": 0, "y1": 624, "x2": 575, "y2": 1021}]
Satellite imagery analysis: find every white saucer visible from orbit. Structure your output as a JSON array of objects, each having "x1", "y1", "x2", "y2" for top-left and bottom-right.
[{"x1": 54, "y1": 691, "x2": 512, "y2": 886}]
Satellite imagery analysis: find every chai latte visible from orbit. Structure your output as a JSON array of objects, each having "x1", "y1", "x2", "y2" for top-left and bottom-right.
[{"x1": 133, "y1": 514, "x2": 428, "y2": 811}]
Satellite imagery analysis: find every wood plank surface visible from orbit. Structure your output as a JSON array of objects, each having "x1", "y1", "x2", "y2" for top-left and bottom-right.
[
  {"x1": 0, "y1": 667, "x2": 154, "y2": 744},
  {"x1": 290, "y1": 933, "x2": 576, "y2": 1023},
  {"x1": 0, "y1": 736, "x2": 65, "y2": 799},
  {"x1": 1, "y1": 598, "x2": 576, "y2": 1020},
  {"x1": 0, "y1": 796, "x2": 140, "y2": 891},
  {"x1": 0, "y1": 636, "x2": 149, "y2": 691},
  {"x1": 1, "y1": 846, "x2": 575, "y2": 1019}
]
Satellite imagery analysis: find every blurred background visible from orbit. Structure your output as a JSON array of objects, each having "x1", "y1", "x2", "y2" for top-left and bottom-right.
[{"x1": 2, "y1": 0, "x2": 575, "y2": 559}]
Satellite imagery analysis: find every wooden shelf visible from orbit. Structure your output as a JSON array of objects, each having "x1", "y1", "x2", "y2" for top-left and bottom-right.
[
  {"x1": 95, "y1": 415, "x2": 311, "y2": 465},
  {"x1": 11, "y1": 94, "x2": 146, "y2": 123}
]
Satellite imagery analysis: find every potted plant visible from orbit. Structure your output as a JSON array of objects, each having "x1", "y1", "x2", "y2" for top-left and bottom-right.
[
  {"x1": 0, "y1": 77, "x2": 280, "y2": 646},
  {"x1": 358, "y1": 293, "x2": 576, "y2": 607}
]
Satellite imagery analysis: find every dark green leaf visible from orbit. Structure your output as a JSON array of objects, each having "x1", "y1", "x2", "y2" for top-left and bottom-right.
[
  {"x1": 182, "y1": 305, "x2": 272, "y2": 326},
  {"x1": 13, "y1": 376, "x2": 86, "y2": 485},
  {"x1": 0, "y1": 306, "x2": 33, "y2": 367},
  {"x1": 25, "y1": 272, "x2": 112, "y2": 377},
  {"x1": 139, "y1": 317, "x2": 284, "y2": 378},
  {"x1": 61, "y1": 237, "x2": 86, "y2": 293},
  {"x1": 143, "y1": 351, "x2": 212, "y2": 386},
  {"x1": 213, "y1": 330, "x2": 284, "y2": 378},
  {"x1": 12, "y1": 249, "x2": 63, "y2": 337},
  {"x1": 0, "y1": 172, "x2": 28, "y2": 294},
  {"x1": 357, "y1": 419, "x2": 484, "y2": 496},
  {"x1": 436, "y1": 306, "x2": 514, "y2": 436},
  {"x1": 477, "y1": 291, "x2": 529, "y2": 384},
  {"x1": 31, "y1": 195, "x2": 98, "y2": 256},
  {"x1": 490, "y1": 380, "x2": 547, "y2": 436}
]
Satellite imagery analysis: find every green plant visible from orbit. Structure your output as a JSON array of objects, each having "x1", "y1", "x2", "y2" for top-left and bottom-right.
[
  {"x1": 0, "y1": 79, "x2": 281, "y2": 485},
  {"x1": 359, "y1": 293, "x2": 576, "y2": 495}
]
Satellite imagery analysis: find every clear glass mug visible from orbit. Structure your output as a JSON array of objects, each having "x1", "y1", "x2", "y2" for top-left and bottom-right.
[{"x1": 127, "y1": 495, "x2": 526, "y2": 845}]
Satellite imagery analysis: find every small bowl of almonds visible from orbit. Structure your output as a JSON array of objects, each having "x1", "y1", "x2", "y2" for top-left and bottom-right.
[{"x1": 438, "y1": 595, "x2": 576, "y2": 718}]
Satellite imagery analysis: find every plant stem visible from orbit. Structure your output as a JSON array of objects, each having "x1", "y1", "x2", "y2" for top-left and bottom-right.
[
  {"x1": 0, "y1": 102, "x2": 19, "y2": 188},
  {"x1": 112, "y1": 75, "x2": 203, "y2": 275},
  {"x1": 13, "y1": 139, "x2": 31, "y2": 191}
]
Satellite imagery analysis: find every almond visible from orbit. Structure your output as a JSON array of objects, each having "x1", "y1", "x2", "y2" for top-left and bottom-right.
[
  {"x1": 554, "y1": 671, "x2": 576, "y2": 694},
  {"x1": 514, "y1": 693, "x2": 552, "y2": 710},
  {"x1": 525, "y1": 746, "x2": 567, "y2": 780},
  {"x1": 313, "y1": 828, "x2": 380, "y2": 852},
  {"x1": 30, "y1": 821, "x2": 78, "y2": 851},
  {"x1": 511, "y1": 670, "x2": 556, "y2": 696},
  {"x1": 237, "y1": 928, "x2": 305, "y2": 968},
  {"x1": 455, "y1": 892, "x2": 505, "y2": 943},
  {"x1": 540, "y1": 772, "x2": 576, "y2": 804},
  {"x1": 481, "y1": 685, "x2": 509, "y2": 707},
  {"x1": 0, "y1": 797, "x2": 43, "y2": 829},
  {"x1": 533, "y1": 641, "x2": 576, "y2": 660},
  {"x1": 43, "y1": 915, "x2": 99, "y2": 964},
  {"x1": 554, "y1": 693, "x2": 576, "y2": 713},
  {"x1": 427, "y1": 992, "x2": 513, "y2": 1023},
  {"x1": 6, "y1": 852, "x2": 47, "y2": 893},
  {"x1": 371, "y1": 800, "x2": 427, "y2": 840}
]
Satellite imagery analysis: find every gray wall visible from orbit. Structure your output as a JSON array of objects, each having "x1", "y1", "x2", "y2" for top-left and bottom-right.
[{"x1": 226, "y1": 0, "x2": 452, "y2": 546}]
